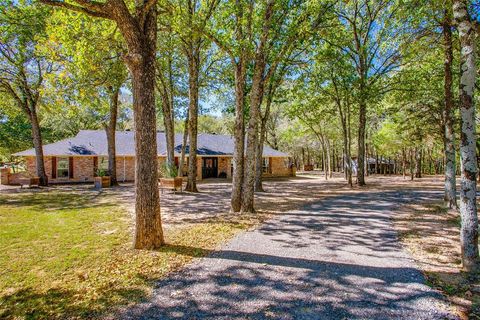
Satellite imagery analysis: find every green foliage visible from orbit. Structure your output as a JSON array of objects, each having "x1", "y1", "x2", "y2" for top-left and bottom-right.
[
  {"x1": 159, "y1": 162, "x2": 178, "y2": 178},
  {"x1": 95, "y1": 168, "x2": 109, "y2": 177}
]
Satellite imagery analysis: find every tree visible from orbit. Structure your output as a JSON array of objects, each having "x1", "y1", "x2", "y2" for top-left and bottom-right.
[
  {"x1": 0, "y1": 1, "x2": 51, "y2": 186},
  {"x1": 253, "y1": 4, "x2": 322, "y2": 192},
  {"x1": 442, "y1": 3, "x2": 458, "y2": 209},
  {"x1": 173, "y1": 0, "x2": 219, "y2": 192},
  {"x1": 331, "y1": 1, "x2": 405, "y2": 186},
  {"x1": 241, "y1": 0, "x2": 275, "y2": 213},
  {"x1": 312, "y1": 45, "x2": 356, "y2": 186},
  {"x1": 156, "y1": 13, "x2": 177, "y2": 169},
  {"x1": 205, "y1": 0, "x2": 253, "y2": 212},
  {"x1": 40, "y1": 0, "x2": 164, "y2": 249},
  {"x1": 242, "y1": 0, "x2": 328, "y2": 212},
  {"x1": 44, "y1": 10, "x2": 128, "y2": 186},
  {"x1": 452, "y1": 0, "x2": 478, "y2": 272}
]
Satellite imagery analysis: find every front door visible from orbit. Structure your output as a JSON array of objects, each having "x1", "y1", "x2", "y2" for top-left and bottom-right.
[{"x1": 202, "y1": 157, "x2": 218, "y2": 179}]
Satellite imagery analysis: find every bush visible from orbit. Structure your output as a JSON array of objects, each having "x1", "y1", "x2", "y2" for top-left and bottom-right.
[{"x1": 159, "y1": 162, "x2": 178, "y2": 178}]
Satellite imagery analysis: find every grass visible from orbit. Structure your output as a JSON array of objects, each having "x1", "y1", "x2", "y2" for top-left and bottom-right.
[{"x1": 0, "y1": 189, "x2": 265, "y2": 319}]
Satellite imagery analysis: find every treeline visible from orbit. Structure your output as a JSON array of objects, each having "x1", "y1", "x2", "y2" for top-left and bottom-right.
[{"x1": 1, "y1": 0, "x2": 479, "y2": 270}]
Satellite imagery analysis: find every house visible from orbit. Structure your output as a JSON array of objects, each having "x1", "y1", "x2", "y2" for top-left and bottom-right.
[
  {"x1": 351, "y1": 157, "x2": 396, "y2": 175},
  {"x1": 11, "y1": 130, "x2": 294, "y2": 183}
]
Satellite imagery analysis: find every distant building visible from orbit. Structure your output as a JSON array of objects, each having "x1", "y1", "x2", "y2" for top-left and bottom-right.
[{"x1": 351, "y1": 157, "x2": 396, "y2": 175}]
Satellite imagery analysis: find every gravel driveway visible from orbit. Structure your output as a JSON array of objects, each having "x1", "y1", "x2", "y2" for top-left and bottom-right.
[{"x1": 118, "y1": 186, "x2": 457, "y2": 319}]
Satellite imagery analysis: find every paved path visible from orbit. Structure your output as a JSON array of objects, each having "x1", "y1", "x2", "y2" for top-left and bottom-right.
[{"x1": 120, "y1": 188, "x2": 457, "y2": 319}]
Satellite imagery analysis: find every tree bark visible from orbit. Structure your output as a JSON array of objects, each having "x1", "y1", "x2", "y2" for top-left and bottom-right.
[
  {"x1": 326, "y1": 138, "x2": 332, "y2": 179},
  {"x1": 443, "y1": 8, "x2": 458, "y2": 209},
  {"x1": 178, "y1": 115, "x2": 189, "y2": 177},
  {"x1": 231, "y1": 60, "x2": 247, "y2": 212},
  {"x1": 29, "y1": 109, "x2": 48, "y2": 186},
  {"x1": 185, "y1": 48, "x2": 200, "y2": 192},
  {"x1": 41, "y1": 0, "x2": 165, "y2": 250},
  {"x1": 254, "y1": 127, "x2": 266, "y2": 192},
  {"x1": 415, "y1": 147, "x2": 422, "y2": 178},
  {"x1": 241, "y1": 0, "x2": 274, "y2": 213},
  {"x1": 157, "y1": 60, "x2": 175, "y2": 167},
  {"x1": 453, "y1": 0, "x2": 478, "y2": 272},
  {"x1": 128, "y1": 16, "x2": 164, "y2": 249},
  {"x1": 242, "y1": 60, "x2": 265, "y2": 212},
  {"x1": 229, "y1": 0, "x2": 250, "y2": 213},
  {"x1": 410, "y1": 149, "x2": 415, "y2": 181},
  {"x1": 106, "y1": 86, "x2": 119, "y2": 186},
  {"x1": 357, "y1": 80, "x2": 367, "y2": 185},
  {"x1": 255, "y1": 72, "x2": 282, "y2": 192}
]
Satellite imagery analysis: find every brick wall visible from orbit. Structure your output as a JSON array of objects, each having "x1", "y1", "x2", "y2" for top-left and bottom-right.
[
  {"x1": 218, "y1": 157, "x2": 231, "y2": 178},
  {"x1": 264, "y1": 157, "x2": 294, "y2": 177},
  {"x1": 0, "y1": 168, "x2": 28, "y2": 185},
  {"x1": 74, "y1": 156, "x2": 95, "y2": 182},
  {"x1": 20, "y1": 155, "x2": 293, "y2": 183},
  {"x1": 116, "y1": 156, "x2": 135, "y2": 181}
]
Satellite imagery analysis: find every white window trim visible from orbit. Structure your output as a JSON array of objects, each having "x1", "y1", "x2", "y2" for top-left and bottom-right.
[{"x1": 57, "y1": 157, "x2": 69, "y2": 179}]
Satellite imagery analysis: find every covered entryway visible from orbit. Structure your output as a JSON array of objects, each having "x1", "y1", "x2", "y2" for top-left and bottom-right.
[{"x1": 202, "y1": 157, "x2": 218, "y2": 178}]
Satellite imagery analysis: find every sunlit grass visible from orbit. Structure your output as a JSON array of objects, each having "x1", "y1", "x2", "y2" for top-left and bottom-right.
[{"x1": 0, "y1": 191, "x2": 263, "y2": 319}]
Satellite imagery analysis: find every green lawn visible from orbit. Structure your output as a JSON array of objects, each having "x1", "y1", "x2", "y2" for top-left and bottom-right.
[{"x1": 0, "y1": 190, "x2": 261, "y2": 319}]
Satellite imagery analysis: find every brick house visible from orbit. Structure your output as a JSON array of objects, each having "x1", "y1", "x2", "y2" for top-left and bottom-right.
[{"x1": 12, "y1": 130, "x2": 294, "y2": 183}]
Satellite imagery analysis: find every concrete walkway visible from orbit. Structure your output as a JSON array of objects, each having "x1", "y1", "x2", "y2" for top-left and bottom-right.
[{"x1": 120, "y1": 188, "x2": 457, "y2": 319}]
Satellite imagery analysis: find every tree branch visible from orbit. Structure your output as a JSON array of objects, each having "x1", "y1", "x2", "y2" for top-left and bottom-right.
[{"x1": 38, "y1": 0, "x2": 111, "y2": 19}]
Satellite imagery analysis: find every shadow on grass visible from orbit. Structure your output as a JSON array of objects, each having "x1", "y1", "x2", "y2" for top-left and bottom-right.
[
  {"x1": 0, "y1": 190, "x2": 118, "y2": 212},
  {"x1": 0, "y1": 286, "x2": 147, "y2": 320}
]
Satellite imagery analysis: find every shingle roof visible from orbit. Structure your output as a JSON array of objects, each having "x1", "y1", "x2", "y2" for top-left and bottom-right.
[{"x1": 13, "y1": 130, "x2": 288, "y2": 157}]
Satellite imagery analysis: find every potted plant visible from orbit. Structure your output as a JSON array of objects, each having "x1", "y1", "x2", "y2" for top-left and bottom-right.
[
  {"x1": 94, "y1": 169, "x2": 111, "y2": 189},
  {"x1": 159, "y1": 163, "x2": 183, "y2": 192}
]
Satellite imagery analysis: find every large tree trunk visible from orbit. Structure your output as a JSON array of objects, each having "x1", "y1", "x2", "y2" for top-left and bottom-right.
[
  {"x1": 124, "y1": 9, "x2": 164, "y2": 249},
  {"x1": 229, "y1": 0, "x2": 251, "y2": 213},
  {"x1": 443, "y1": 9, "x2": 458, "y2": 209},
  {"x1": 29, "y1": 109, "x2": 48, "y2": 186},
  {"x1": 231, "y1": 61, "x2": 246, "y2": 212},
  {"x1": 185, "y1": 48, "x2": 200, "y2": 192},
  {"x1": 242, "y1": 65, "x2": 264, "y2": 212},
  {"x1": 106, "y1": 86, "x2": 119, "y2": 186},
  {"x1": 41, "y1": 0, "x2": 165, "y2": 250},
  {"x1": 453, "y1": 0, "x2": 478, "y2": 272},
  {"x1": 240, "y1": 1, "x2": 273, "y2": 213}
]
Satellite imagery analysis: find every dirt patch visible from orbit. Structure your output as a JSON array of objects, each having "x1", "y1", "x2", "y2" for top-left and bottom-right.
[{"x1": 394, "y1": 201, "x2": 480, "y2": 319}]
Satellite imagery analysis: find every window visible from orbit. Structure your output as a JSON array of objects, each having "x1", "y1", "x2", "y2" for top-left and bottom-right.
[
  {"x1": 57, "y1": 157, "x2": 69, "y2": 178},
  {"x1": 262, "y1": 157, "x2": 270, "y2": 173}
]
